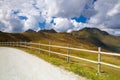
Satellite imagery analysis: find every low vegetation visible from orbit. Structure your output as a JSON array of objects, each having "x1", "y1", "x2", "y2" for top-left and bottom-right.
[
  {"x1": 1, "y1": 27, "x2": 120, "y2": 80},
  {"x1": 0, "y1": 27, "x2": 120, "y2": 53},
  {"x1": 17, "y1": 44, "x2": 120, "y2": 80}
]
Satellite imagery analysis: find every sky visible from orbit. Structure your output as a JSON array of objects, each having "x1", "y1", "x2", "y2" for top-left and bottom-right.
[{"x1": 0, "y1": 0, "x2": 120, "y2": 36}]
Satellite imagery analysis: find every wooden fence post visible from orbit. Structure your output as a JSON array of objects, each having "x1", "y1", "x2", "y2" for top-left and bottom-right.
[
  {"x1": 15, "y1": 42, "x2": 17, "y2": 47},
  {"x1": 4, "y1": 42, "x2": 5, "y2": 46},
  {"x1": 25, "y1": 41, "x2": 27, "y2": 48},
  {"x1": 49, "y1": 41, "x2": 51, "y2": 56},
  {"x1": 29, "y1": 42, "x2": 31, "y2": 50},
  {"x1": 5, "y1": 42, "x2": 6, "y2": 46},
  {"x1": 17, "y1": 42, "x2": 19, "y2": 47},
  {"x1": 8, "y1": 42, "x2": 10, "y2": 46},
  {"x1": 24, "y1": 41, "x2": 25, "y2": 48},
  {"x1": 13, "y1": 42, "x2": 14, "y2": 47},
  {"x1": 11, "y1": 42, "x2": 12, "y2": 47},
  {"x1": 9, "y1": 42, "x2": 10, "y2": 46},
  {"x1": 39, "y1": 42, "x2": 41, "y2": 54},
  {"x1": 7, "y1": 42, "x2": 11, "y2": 47},
  {"x1": 19, "y1": 41, "x2": 21, "y2": 47},
  {"x1": 98, "y1": 47, "x2": 101, "y2": 74},
  {"x1": 10, "y1": 42, "x2": 12, "y2": 47},
  {"x1": 6, "y1": 42, "x2": 7, "y2": 46},
  {"x1": 67, "y1": 44, "x2": 70, "y2": 62}
]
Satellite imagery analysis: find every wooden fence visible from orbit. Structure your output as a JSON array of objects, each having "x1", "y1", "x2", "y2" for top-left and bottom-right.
[{"x1": 0, "y1": 42, "x2": 120, "y2": 74}]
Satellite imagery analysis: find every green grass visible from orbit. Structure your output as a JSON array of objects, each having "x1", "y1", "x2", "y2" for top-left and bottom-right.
[
  {"x1": 18, "y1": 47, "x2": 120, "y2": 80},
  {"x1": 1, "y1": 28, "x2": 120, "y2": 80},
  {"x1": 27, "y1": 42, "x2": 120, "y2": 66},
  {"x1": 1, "y1": 39, "x2": 120, "y2": 80}
]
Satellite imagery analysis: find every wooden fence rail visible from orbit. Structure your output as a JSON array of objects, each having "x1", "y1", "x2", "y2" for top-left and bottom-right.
[{"x1": 0, "y1": 42, "x2": 120, "y2": 74}]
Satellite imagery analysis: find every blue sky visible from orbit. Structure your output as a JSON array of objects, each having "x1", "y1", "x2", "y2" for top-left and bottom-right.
[
  {"x1": 37, "y1": 16, "x2": 88, "y2": 30},
  {"x1": 0, "y1": 0, "x2": 120, "y2": 36},
  {"x1": 39, "y1": 22, "x2": 46, "y2": 30},
  {"x1": 18, "y1": 16, "x2": 28, "y2": 20},
  {"x1": 72, "y1": 16, "x2": 88, "y2": 23}
]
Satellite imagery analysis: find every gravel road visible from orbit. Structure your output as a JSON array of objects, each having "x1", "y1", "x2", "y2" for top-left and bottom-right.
[{"x1": 0, "y1": 47, "x2": 87, "y2": 80}]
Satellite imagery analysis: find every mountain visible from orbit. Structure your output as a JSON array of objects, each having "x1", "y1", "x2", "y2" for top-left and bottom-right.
[
  {"x1": 38, "y1": 29, "x2": 57, "y2": 33},
  {"x1": 0, "y1": 32, "x2": 30, "y2": 42},
  {"x1": 0, "y1": 28, "x2": 120, "y2": 53},
  {"x1": 71, "y1": 27, "x2": 120, "y2": 52},
  {"x1": 25, "y1": 29, "x2": 36, "y2": 32}
]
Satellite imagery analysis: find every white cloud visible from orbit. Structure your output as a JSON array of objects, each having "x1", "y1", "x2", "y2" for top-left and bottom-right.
[
  {"x1": 53, "y1": 18, "x2": 73, "y2": 32},
  {"x1": 42, "y1": 0, "x2": 90, "y2": 18},
  {"x1": 43, "y1": 0, "x2": 95, "y2": 32},
  {"x1": 87, "y1": 0, "x2": 120, "y2": 35},
  {"x1": 71, "y1": 20, "x2": 87, "y2": 30},
  {"x1": 0, "y1": 0, "x2": 43, "y2": 32},
  {"x1": 0, "y1": 9, "x2": 24, "y2": 32},
  {"x1": 0, "y1": 0, "x2": 95, "y2": 32},
  {"x1": 24, "y1": 16, "x2": 40, "y2": 31},
  {"x1": 0, "y1": 0, "x2": 120, "y2": 35},
  {"x1": 92, "y1": 0, "x2": 119, "y2": 25}
]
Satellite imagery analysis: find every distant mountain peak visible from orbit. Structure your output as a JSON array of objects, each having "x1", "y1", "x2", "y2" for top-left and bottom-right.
[
  {"x1": 25, "y1": 29, "x2": 36, "y2": 32},
  {"x1": 80, "y1": 27, "x2": 109, "y2": 35},
  {"x1": 39, "y1": 29, "x2": 57, "y2": 33}
]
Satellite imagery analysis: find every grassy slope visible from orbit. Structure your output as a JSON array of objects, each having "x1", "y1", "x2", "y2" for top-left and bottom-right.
[
  {"x1": 0, "y1": 32, "x2": 30, "y2": 42},
  {"x1": 1, "y1": 28, "x2": 120, "y2": 53},
  {"x1": 21, "y1": 29, "x2": 120, "y2": 80},
  {"x1": 71, "y1": 28, "x2": 120, "y2": 52},
  {"x1": 0, "y1": 28, "x2": 120, "y2": 80},
  {"x1": 18, "y1": 47, "x2": 120, "y2": 80},
  {"x1": 22, "y1": 31, "x2": 99, "y2": 50}
]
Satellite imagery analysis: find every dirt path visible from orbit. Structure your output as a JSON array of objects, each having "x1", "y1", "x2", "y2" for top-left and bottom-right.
[{"x1": 0, "y1": 47, "x2": 87, "y2": 80}]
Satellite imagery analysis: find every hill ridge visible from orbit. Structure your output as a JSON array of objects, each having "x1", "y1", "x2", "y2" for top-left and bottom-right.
[{"x1": 0, "y1": 28, "x2": 120, "y2": 52}]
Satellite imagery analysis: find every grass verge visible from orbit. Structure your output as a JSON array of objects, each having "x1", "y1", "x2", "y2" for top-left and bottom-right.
[{"x1": 17, "y1": 47, "x2": 120, "y2": 80}]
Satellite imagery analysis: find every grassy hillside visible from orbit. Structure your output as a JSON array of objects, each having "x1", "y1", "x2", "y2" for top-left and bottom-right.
[
  {"x1": 71, "y1": 28, "x2": 120, "y2": 52},
  {"x1": 18, "y1": 46, "x2": 120, "y2": 80},
  {"x1": 0, "y1": 28, "x2": 120, "y2": 80},
  {"x1": 0, "y1": 28, "x2": 120, "y2": 53},
  {"x1": 0, "y1": 32, "x2": 30, "y2": 42}
]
